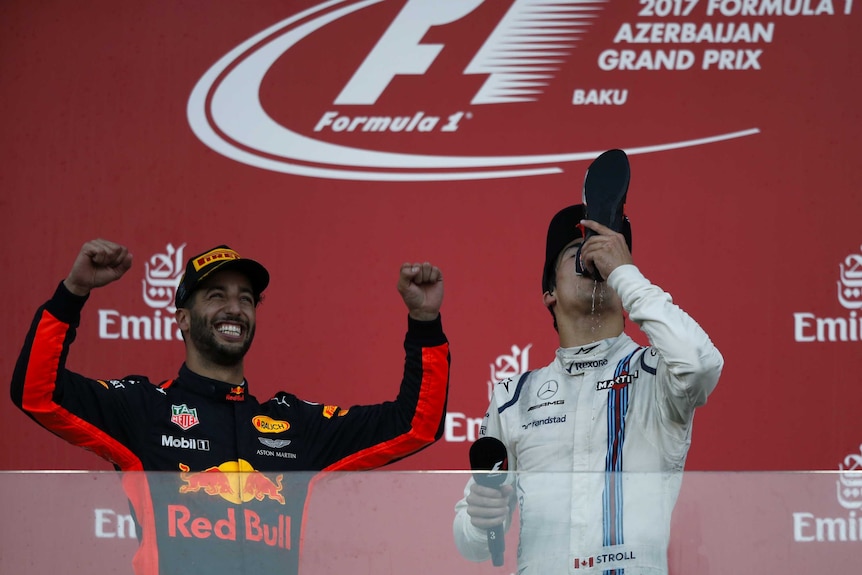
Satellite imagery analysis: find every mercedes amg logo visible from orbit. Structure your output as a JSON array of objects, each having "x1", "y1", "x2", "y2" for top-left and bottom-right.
[{"x1": 537, "y1": 380, "x2": 559, "y2": 399}]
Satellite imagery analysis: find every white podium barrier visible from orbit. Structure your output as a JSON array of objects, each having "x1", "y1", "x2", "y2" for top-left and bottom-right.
[{"x1": 1, "y1": 471, "x2": 859, "y2": 574}]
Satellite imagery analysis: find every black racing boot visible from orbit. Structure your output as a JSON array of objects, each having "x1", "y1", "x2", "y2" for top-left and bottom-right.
[{"x1": 575, "y1": 149, "x2": 630, "y2": 282}]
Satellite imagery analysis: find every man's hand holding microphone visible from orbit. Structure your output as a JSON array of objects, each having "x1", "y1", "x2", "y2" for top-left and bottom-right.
[{"x1": 468, "y1": 437, "x2": 513, "y2": 567}]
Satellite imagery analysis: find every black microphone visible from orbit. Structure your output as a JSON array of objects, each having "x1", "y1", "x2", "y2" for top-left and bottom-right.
[{"x1": 469, "y1": 437, "x2": 509, "y2": 567}]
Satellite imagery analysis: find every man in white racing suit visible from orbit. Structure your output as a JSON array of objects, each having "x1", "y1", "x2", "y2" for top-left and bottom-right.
[{"x1": 453, "y1": 204, "x2": 723, "y2": 574}]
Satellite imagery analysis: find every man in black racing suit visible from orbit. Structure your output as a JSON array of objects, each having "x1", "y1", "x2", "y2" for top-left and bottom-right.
[{"x1": 11, "y1": 239, "x2": 450, "y2": 575}]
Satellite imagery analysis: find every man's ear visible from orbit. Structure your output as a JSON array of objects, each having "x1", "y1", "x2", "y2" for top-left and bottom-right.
[
  {"x1": 175, "y1": 308, "x2": 190, "y2": 332},
  {"x1": 542, "y1": 290, "x2": 556, "y2": 309}
]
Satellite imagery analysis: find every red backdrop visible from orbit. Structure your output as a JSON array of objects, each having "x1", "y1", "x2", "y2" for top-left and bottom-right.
[{"x1": 2, "y1": 0, "x2": 860, "y2": 476}]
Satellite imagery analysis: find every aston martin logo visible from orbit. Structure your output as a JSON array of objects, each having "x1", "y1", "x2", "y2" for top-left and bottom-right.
[{"x1": 259, "y1": 438, "x2": 292, "y2": 449}]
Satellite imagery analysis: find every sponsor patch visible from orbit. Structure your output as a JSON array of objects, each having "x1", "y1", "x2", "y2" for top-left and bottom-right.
[
  {"x1": 253, "y1": 415, "x2": 290, "y2": 434},
  {"x1": 322, "y1": 405, "x2": 339, "y2": 419},
  {"x1": 527, "y1": 399, "x2": 565, "y2": 412},
  {"x1": 596, "y1": 371, "x2": 639, "y2": 391},
  {"x1": 567, "y1": 359, "x2": 608, "y2": 373},
  {"x1": 226, "y1": 385, "x2": 245, "y2": 401},
  {"x1": 522, "y1": 414, "x2": 567, "y2": 430},
  {"x1": 258, "y1": 437, "x2": 291, "y2": 449},
  {"x1": 256, "y1": 449, "x2": 298, "y2": 459},
  {"x1": 537, "y1": 380, "x2": 559, "y2": 399},
  {"x1": 193, "y1": 247, "x2": 241, "y2": 271},
  {"x1": 178, "y1": 459, "x2": 285, "y2": 505},
  {"x1": 162, "y1": 435, "x2": 210, "y2": 451},
  {"x1": 171, "y1": 404, "x2": 200, "y2": 430}
]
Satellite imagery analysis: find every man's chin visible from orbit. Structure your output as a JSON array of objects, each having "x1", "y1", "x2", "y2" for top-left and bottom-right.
[
  {"x1": 208, "y1": 348, "x2": 249, "y2": 367},
  {"x1": 199, "y1": 338, "x2": 252, "y2": 366}
]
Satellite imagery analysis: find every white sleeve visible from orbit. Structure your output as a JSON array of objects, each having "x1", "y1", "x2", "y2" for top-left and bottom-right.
[
  {"x1": 607, "y1": 264, "x2": 723, "y2": 423},
  {"x1": 452, "y1": 389, "x2": 514, "y2": 562},
  {"x1": 453, "y1": 476, "x2": 495, "y2": 562}
]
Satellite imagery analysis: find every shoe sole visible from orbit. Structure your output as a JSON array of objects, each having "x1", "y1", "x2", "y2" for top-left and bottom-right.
[{"x1": 576, "y1": 149, "x2": 630, "y2": 281}]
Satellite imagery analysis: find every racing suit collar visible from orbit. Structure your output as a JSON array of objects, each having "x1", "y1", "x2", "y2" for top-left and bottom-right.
[
  {"x1": 556, "y1": 334, "x2": 629, "y2": 375},
  {"x1": 176, "y1": 363, "x2": 249, "y2": 402}
]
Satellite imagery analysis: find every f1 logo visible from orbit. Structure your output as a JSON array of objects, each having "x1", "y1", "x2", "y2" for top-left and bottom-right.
[
  {"x1": 336, "y1": 0, "x2": 482, "y2": 105},
  {"x1": 336, "y1": 0, "x2": 603, "y2": 106}
]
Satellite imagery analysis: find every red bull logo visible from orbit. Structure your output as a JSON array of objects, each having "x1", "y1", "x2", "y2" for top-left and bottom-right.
[
  {"x1": 178, "y1": 463, "x2": 234, "y2": 496},
  {"x1": 243, "y1": 471, "x2": 285, "y2": 505},
  {"x1": 226, "y1": 385, "x2": 245, "y2": 401},
  {"x1": 168, "y1": 505, "x2": 292, "y2": 549},
  {"x1": 178, "y1": 459, "x2": 285, "y2": 505},
  {"x1": 173, "y1": 460, "x2": 290, "y2": 549}
]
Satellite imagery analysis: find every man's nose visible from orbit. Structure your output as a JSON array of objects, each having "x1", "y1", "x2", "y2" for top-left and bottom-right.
[{"x1": 223, "y1": 293, "x2": 244, "y2": 312}]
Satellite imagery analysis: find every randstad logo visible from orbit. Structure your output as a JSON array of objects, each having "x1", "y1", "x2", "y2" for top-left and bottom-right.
[
  {"x1": 793, "y1": 244, "x2": 862, "y2": 342},
  {"x1": 187, "y1": 0, "x2": 760, "y2": 181},
  {"x1": 98, "y1": 243, "x2": 187, "y2": 341}
]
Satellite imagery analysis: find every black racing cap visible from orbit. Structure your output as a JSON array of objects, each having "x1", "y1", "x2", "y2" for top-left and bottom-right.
[
  {"x1": 175, "y1": 245, "x2": 269, "y2": 309},
  {"x1": 541, "y1": 204, "x2": 632, "y2": 293}
]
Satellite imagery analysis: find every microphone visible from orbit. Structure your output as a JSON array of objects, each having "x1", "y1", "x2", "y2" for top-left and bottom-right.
[{"x1": 469, "y1": 437, "x2": 509, "y2": 567}]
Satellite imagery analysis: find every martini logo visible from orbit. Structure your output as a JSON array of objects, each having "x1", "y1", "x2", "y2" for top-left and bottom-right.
[
  {"x1": 98, "y1": 242, "x2": 187, "y2": 341},
  {"x1": 793, "y1": 244, "x2": 862, "y2": 342},
  {"x1": 792, "y1": 443, "x2": 862, "y2": 542},
  {"x1": 596, "y1": 371, "x2": 639, "y2": 391},
  {"x1": 171, "y1": 404, "x2": 200, "y2": 430},
  {"x1": 184, "y1": 0, "x2": 800, "y2": 181}
]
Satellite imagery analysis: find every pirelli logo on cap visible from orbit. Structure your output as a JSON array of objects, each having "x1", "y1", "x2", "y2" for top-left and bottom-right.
[{"x1": 194, "y1": 248, "x2": 241, "y2": 271}]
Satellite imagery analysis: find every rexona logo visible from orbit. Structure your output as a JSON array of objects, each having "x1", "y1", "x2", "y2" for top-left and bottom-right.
[
  {"x1": 793, "y1": 244, "x2": 862, "y2": 342},
  {"x1": 792, "y1": 443, "x2": 862, "y2": 542},
  {"x1": 187, "y1": 0, "x2": 771, "y2": 181},
  {"x1": 98, "y1": 243, "x2": 187, "y2": 341}
]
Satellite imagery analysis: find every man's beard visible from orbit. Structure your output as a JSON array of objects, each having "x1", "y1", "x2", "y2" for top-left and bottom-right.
[{"x1": 188, "y1": 311, "x2": 255, "y2": 367}]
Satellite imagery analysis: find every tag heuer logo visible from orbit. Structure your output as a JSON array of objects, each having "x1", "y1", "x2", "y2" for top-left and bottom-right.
[{"x1": 171, "y1": 404, "x2": 200, "y2": 430}]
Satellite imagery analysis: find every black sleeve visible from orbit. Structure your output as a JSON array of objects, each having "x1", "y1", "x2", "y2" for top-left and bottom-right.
[{"x1": 11, "y1": 281, "x2": 147, "y2": 469}]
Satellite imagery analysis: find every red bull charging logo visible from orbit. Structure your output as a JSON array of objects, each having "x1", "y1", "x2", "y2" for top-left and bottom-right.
[
  {"x1": 172, "y1": 460, "x2": 291, "y2": 549},
  {"x1": 179, "y1": 459, "x2": 285, "y2": 504}
]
